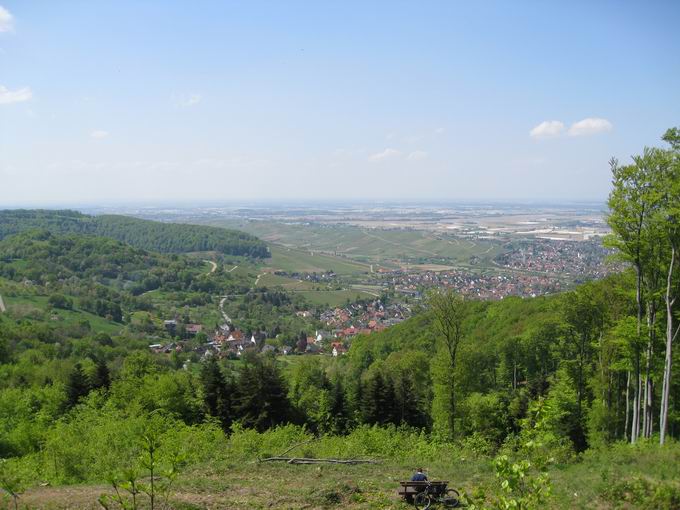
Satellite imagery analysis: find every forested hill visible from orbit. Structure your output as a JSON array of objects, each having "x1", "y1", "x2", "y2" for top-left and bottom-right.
[{"x1": 0, "y1": 209, "x2": 268, "y2": 258}]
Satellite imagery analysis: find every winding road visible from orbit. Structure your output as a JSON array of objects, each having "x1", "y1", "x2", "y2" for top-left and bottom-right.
[{"x1": 204, "y1": 260, "x2": 218, "y2": 275}]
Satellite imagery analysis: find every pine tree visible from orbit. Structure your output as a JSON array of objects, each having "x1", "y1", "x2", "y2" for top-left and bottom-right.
[
  {"x1": 65, "y1": 362, "x2": 91, "y2": 409},
  {"x1": 91, "y1": 358, "x2": 111, "y2": 390},
  {"x1": 328, "y1": 378, "x2": 349, "y2": 434},
  {"x1": 235, "y1": 357, "x2": 289, "y2": 431},
  {"x1": 361, "y1": 371, "x2": 387, "y2": 425},
  {"x1": 200, "y1": 357, "x2": 233, "y2": 429}
]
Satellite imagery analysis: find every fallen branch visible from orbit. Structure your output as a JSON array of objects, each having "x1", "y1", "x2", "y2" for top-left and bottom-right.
[
  {"x1": 276, "y1": 437, "x2": 320, "y2": 458},
  {"x1": 260, "y1": 457, "x2": 380, "y2": 465}
]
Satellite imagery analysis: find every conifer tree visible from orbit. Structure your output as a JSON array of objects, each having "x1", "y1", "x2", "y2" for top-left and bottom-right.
[
  {"x1": 65, "y1": 362, "x2": 91, "y2": 409},
  {"x1": 234, "y1": 356, "x2": 289, "y2": 431},
  {"x1": 91, "y1": 358, "x2": 111, "y2": 390}
]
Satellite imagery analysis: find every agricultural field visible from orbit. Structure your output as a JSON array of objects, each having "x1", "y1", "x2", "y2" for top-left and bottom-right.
[
  {"x1": 265, "y1": 245, "x2": 372, "y2": 276},
  {"x1": 206, "y1": 220, "x2": 508, "y2": 270},
  {"x1": 296, "y1": 289, "x2": 377, "y2": 307},
  {"x1": 255, "y1": 272, "x2": 377, "y2": 307}
]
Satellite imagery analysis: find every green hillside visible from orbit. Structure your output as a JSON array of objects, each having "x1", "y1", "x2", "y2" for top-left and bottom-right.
[{"x1": 0, "y1": 209, "x2": 269, "y2": 258}]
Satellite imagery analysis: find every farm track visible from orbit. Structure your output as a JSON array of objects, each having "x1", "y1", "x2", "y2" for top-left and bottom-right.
[{"x1": 204, "y1": 260, "x2": 218, "y2": 275}]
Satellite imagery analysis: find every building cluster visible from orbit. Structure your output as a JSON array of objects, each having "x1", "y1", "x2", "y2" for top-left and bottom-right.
[
  {"x1": 273, "y1": 270, "x2": 337, "y2": 282},
  {"x1": 494, "y1": 239, "x2": 615, "y2": 278},
  {"x1": 319, "y1": 299, "x2": 410, "y2": 337},
  {"x1": 383, "y1": 269, "x2": 563, "y2": 299}
]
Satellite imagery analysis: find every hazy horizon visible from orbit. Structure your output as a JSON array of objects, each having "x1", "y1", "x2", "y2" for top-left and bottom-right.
[{"x1": 2, "y1": 1, "x2": 679, "y2": 204}]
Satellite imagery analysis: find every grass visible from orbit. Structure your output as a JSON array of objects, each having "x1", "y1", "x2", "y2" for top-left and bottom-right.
[
  {"x1": 256, "y1": 272, "x2": 317, "y2": 290},
  {"x1": 19, "y1": 441, "x2": 680, "y2": 509},
  {"x1": 297, "y1": 289, "x2": 376, "y2": 307},
  {"x1": 1, "y1": 293, "x2": 123, "y2": 335}
]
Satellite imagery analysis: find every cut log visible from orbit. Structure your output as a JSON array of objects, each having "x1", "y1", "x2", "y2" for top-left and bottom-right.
[{"x1": 259, "y1": 456, "x2": 379, "y2": 465}]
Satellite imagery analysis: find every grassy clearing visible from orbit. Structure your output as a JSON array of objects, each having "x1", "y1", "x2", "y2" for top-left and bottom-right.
[
  {"x1": 20, "y1": 441, "x2": 680, "y2": 509},
  {"x1": 297, "y1": 289, "x2": 376, "y2": 307},
  {"x1": 1, "y1": 294, "x2": 123, "y2": 335},
  {"x1": 256, "y1": 272, "x2": 317, "y2": 290}
]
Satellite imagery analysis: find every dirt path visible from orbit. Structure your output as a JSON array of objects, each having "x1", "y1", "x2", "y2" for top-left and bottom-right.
[
  {"x1": 0, "y1": 293, "x2": 6, "y2": 313},
  {"x1": 204, "y1": 260, "x2": 218, "y2": 275},
  {"x1": 254, "y1": 272, "x2": 265, "y2": 286},
  {"x1": 219, "y1": 296, "x2": 232, "y2": 324},
  {"x1": 227, "y1": 265, "x2": 238, "y2": 272}
]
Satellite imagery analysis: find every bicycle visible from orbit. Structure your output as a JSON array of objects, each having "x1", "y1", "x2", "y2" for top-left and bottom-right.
[{"x1": 413, "y1": 481, "x2": 460, "y2": 509}]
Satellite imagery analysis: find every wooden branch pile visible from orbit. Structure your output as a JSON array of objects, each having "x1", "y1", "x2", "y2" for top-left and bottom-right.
[
  {"x1": 257, "y1": 438, "x2": 380, "y2": 465},
  {"x1": 260, "y1": 456, "x2": 379, "y2": 465}
]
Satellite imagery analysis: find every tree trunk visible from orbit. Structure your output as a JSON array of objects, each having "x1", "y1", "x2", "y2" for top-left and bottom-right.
[
  {"x1": 631, "y1": 265, "x2": 644, "y2": 443},
  {"x1": 660, "y1": 246, "x2": 676, "y2": 445},
  {"x1": 624, "y1": 370, "x2": 631, "y2": 442},
  {"x1": 631, "y1": 354, "x2": 641, "y2": 443}
]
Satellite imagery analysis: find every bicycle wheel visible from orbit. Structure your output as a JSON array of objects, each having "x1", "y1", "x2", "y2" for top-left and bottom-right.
[
  {"x1": 413, "y1": 492, "x2": 432, "y2": 510},
  {"x1": 442, "y1": 488, "x2": 460, "y2": 508}
]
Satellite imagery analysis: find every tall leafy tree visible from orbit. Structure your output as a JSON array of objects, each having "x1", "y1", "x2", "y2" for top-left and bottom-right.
[
  {"x1": 429, "y1": 290, "x2": 467, "y2": 439},
  {"x1": 658, "y1": 128, "x2": 680, "y2": 444}
]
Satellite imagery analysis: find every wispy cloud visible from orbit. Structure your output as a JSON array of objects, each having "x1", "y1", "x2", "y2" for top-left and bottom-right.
[
  {"x1": 184, "y1": 93, "x2": 202, "y2": 107},
  {"x1": 529, "y1": 120, "x2": 564, "y2": 138},
  {"x1": 0, "y1": 6, "x2": 14, "y2": 33},
  {"x1": 90, "y1": 129, "x2": 109, "y2": 139},
  {"x1": 0, "y1": 85, "x2": 32, "y2": 105},
  {"x1": 434, "y1": 127, "x2": 445, "y2": 135},
  {"x1": 408, "y1": 150, "x2": 428, "y2": 161},
  {"x1": 568, "y1": 117, "x2": 613, "y2": 136},
  {"x1": 368, "y1": 148, "x2": 400, "y2": 161}
]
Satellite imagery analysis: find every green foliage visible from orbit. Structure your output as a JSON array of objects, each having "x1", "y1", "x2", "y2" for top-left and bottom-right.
[
  {"x1": 234, "y1": 355, "x2": 290, "y2": 431},
  {"x1": 0, "y1": 209, "x2": 268, "y2": 258},
  {"x1": 599, "y1": 476, "x2": 680, "y2": 510},
  {"x1": 98, "y1": 416, "x2": 185, "y2": 510}
]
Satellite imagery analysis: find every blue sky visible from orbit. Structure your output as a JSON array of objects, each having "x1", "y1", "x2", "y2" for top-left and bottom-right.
[{"x1": 1, "y1": 1, "x2": 679, "y2": 205}]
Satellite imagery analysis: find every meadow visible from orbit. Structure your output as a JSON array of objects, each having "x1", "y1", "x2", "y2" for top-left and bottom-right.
[{"x1": 15, "y1": 424, "x2": 680, "y2": 510}]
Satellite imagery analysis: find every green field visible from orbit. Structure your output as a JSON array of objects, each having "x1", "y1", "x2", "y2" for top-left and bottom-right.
[
  {"x1": 207, "y1": 220, "x2": 507, "y2": 270},
  {"x1": 297, "y1": 289, "x2": 376, "y2": 307},
  {"x1": 256, "y1": 272, "x2": 376, "y2": 307},
  {"x1": 256, "y1": 272, "x2": 317, "y2": 290},
  {"x1": 1, "y1": 294, "x2": 124, "y2": 335},
  {"x1": 266, "y1": 245, "x2": 371, "y2": 275}
]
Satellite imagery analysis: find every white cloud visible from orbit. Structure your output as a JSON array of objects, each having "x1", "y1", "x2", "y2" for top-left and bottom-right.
[
  {"x1": 434, "y1": 127, "x2": 445, "y2": 135},
  {"x1": 0, "y1": 85, "x2": 32, "y2": 105},
  {"x1": 568, "y1": 117, "x2": 613, "y2": 136},
  {"x1": 408, "y1": 150, "x2": 428, "y2": 161},
  {"x1": 368, "y1": 148, "x2": 400, "y2": 161},
  {"x1": 529, "y1": 120, "x2": 564, "y2": 138},
  {"x1": 0, "y1": 6, "x2": 14, "y2": 33},
  {"x1": 184, "y1": 93, "x2": 202, "y2": 107},
  {"x1": 90, "y1": 130, "x2": 109, "y2": 139}
]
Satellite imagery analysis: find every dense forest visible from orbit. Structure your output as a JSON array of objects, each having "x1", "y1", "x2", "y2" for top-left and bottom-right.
[
  {"x1": 0, "y1": 209, "x2": 269, "y2": 258},
  {"x1": 0, "y1": 129, "x2": 678, "y2": 509}
]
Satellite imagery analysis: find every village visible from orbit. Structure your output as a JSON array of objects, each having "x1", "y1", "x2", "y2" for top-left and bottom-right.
[{"x1": 149, "y1": 298, "x2": 411, "y2": 361}]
